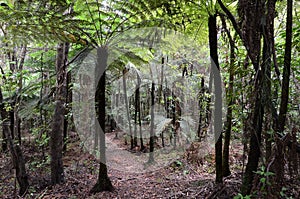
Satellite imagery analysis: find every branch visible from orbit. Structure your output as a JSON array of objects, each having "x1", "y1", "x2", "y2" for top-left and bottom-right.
[{"x1": 217, "y1": 0, "x2": 245, "y2": 50}]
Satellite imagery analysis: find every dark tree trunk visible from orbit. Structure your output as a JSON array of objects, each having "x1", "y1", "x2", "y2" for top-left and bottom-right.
[
  {"x1": 1, "y1": 86, "x2": 8, "y2": 151},
  {"x1": 197, "y1": 77, "x2": 205, "y2": 141},
  {"x1": 2, "y1": 126, "x2": 7, "y2": 151},
  {"x1": 148, "y1": 81, "x2": 155, "y2": 163},
  {"x1": 10, "y1": 109, "x2": 14, "y2": 139},
  {"x1": 220, "y1": 15, "x2": 235, "y2": 177},
  {"x1": 137, "y1": 76, "x2": 144, "y2": 150},
  {"x1": 159, "y1": 57, "x2": 165, "y2": 146},
  {"x1": 262, "y1": 0, "x2": 277, "y2": 161},
  {"x1": 278, "y1": 0, "x2": 293, "y2": 133},
  {"x1": 50, "y1": 42, "x2": 69, "y2": 185},
  {"x1": 172, "y1": 90, "x2": 177, "y2": 148},
  {"x1": 273, "y1": 0, "x2": 293, "y2": 187},
  {"x1": 1, "y1": 87, "x2": 29, "y2": 196},
  {"x1": 208, "y1": 14, "x2": 223, "y2": 184},
  {"x1": 236, "y1": 0, "x2": 264, "y2": 195},
  {"x1": 241, "y1": 78, "x2": 264, "y2": 195},
  {"x1": 90, "y1": 47, "x2": 114, "y2": 193},
  {"x1": 133, "y1": 73, "x2": 140, "y2": 148}
]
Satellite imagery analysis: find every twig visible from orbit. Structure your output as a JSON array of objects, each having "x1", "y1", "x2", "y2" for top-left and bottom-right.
[{"x1": 36, "y1": 188, "x2": 48, "y2": 199}]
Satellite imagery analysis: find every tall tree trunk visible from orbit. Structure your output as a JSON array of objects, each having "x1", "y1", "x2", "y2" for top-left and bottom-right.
[
  {"x1": 0, "y1": 68, "x2": 8, "y2": 151},
  {"x1": 241, "y1": 76, "x2": 264, "y2": 195},
  {"x1": 137, "y1": 76, "x2": 144, "y2": 150},
  {"x1": 208, "y1": 14, "x2": 223, "y2": 184},
  {"x1": 278, "y1": 0, "x2": 293, "y2": 133},
  {"x1": 63, "y1": 71, "x2": 72, "y2": 151},
  {"x1": 148, "y1": 81, "x2": 155, "y2": 163},
  {"x1": 197, "y1": 77, "x2": 205, "y2": 141},
  {"x1": 50, "y1": 42, "x2": 69, "y2": 184},
  {"x1": 114, "y1": 82, "x2": 121, "y2": 139},
  {"x1": 221, "y1": 15, "x2": 235, "y2": 177},
  {"x1": 134, "y1": 73, "x2": 141, "y2": 148},
  {"x1": 273, "y1": 0, "x2": 293, "y2": 186},
  {"x1": 123, "y1": 68, "x2": 133, "y2": 149},
  {"x1": 90, "y1": 47, "x2": 114, "y2": 193},
  {"x1": 172, "y1": 89, "x2": 177, "y2": 148},
  {"x1": 236, "y1": 0, "x2": 264, "y2": 194},
  {"x1": 159, "y1": 57, "x2": 165, "y2": 146},
  {"x1": 262, "y1": 0, "x2": 277, "y2": 161}
]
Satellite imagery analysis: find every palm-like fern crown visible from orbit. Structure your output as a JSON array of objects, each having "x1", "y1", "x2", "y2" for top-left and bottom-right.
[{"x1": 1, "y1": 0, "x2": 202, "y2": 46}]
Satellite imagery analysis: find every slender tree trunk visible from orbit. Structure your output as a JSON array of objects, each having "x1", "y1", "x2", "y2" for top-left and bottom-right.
[
  {"x1": 221, "y1": 15, "x2": 235, "y2": 177},
  {"x1": 208, "y1": 14, "x2": 223, "y2": 184},
  {"x1": 159, "y1": 57, "x2": 165, "y2": 146},
  {"x1": 50, "y1": 42, "x2": 69, "y2": 184},
  {"x1": 278, "y1": 0, "x2": 293, "y2": 133},
  {"x1": 273, "y1": 0, "x2": 293, "y2": 186},
  {"x1": 133, "y1": 73, "x2": 140, "y2": 147},
  {"x1": 241, "y1": 76, "x2": 264, "y2": 195},
  {"x1": 172, "y1": 90, "x2": 177, "y2": 148},
  {"x1": 114, "y1": 83, "x2": 120, "y2": 139},
  {"x1": 13, "y1": 45, "x2": 26, "y2": 146},
  {"x1": 197, "y1": 77, "x2": 205, "y2": 141},
  {"x1": 148, "y1": 81, "x2": 155, "y2": 163},
  {"x1": 0, "y1": 68, "x2": 8, "y2": 151},
  {"x1": 90, "y1": 47, "x2": 114, "y2": 193},
  {"x1": 63, "y1": 71, "x2": 72, "y2": 151},
  {"x1": 137, "y1": 76, "x2": 144, "y2": 150},
  {"x1": 123, "y1": 68, "x2": 133, "y2": 149}
]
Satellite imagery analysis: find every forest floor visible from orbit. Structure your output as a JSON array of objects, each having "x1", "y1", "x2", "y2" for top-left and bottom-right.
[{"x1": 0, "y1": 131, "x2": 298, "y2": 198}]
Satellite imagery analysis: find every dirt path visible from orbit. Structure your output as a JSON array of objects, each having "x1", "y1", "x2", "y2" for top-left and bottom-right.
[{"x1": 0, "y1": 132, "x2": 245, "y2": 198}]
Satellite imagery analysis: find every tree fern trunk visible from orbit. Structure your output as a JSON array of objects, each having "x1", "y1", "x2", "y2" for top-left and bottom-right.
[{"x1": 91, "y1": 47, "x2": 114, "y2": 193}]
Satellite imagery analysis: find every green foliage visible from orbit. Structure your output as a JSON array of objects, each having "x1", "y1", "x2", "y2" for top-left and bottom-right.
[
  {"x1": 254, "y1": 165, "x2": 275, "y2": 195},
  {"x1": 279, "y1": 187, "x2": 293, "y2": 199},
  {"x1": 234, "y1": 193, "x2": 252, "y2": 199},
  {"x1": 31, "y1": 125, "x2": 50, "y2": 147}
]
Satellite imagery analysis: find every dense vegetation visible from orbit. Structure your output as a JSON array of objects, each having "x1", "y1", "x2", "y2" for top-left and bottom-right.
[{"x1": 0, "y1": 0, "x2": 299, "y2": 198}]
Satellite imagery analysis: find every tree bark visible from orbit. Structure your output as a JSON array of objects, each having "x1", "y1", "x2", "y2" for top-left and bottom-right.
[
  {"x1": 63, "y1": 71, "x2": 72, "y2": 152},
  {"x1": 50, "y1": 42, "x2": 69, "y2": 185},
  {"x1": 137, "y1": 76, "x2": 144, "y2": 150},
  {"x1": 90, "y1": 47, "x2": 114, "y2": 193},
  {"x1": 262, "y1": 0, "x2": 277, "y2": 161},
  {"x1": 0, "y1": 77, "x2": 8, "y2": 151},
  {"x1": 134, "y1": 72, "x2": 141, "y2": 148},
  {"x1": 208, "y1": 14, "x2": 223, "y2": 184},
  {"x1": 278, "y1": 0, "x2": 293, "y2": 133},
  {"x1": 123, "y1": 68, "x2": 133, "y2": 149},
  {"x1": 273, "y1": 0, "x2": 293, "y2": 187},
  {"x1": 148, "y1": 81, "x2": 155, "y2": 163},
  {"x1": 220, "y1": 15, "x2": 235, "y2": 177}
]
